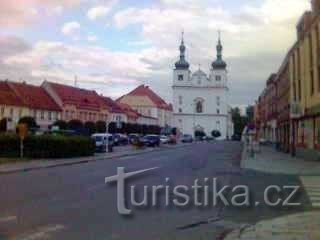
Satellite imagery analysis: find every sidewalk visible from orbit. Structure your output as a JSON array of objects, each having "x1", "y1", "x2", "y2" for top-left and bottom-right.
[
  {"x1": 0, "y1": 143, "x2": 189, "y2": 174},
  {"x1": 242, "y1": 145, "x2": 320, "y2": 175},
  {"x1": 223, "y1": 145, "x2": 320, "y2": 239},
  {"x1": 224, "y1": 211, "x2": 320, "y2": 240}
]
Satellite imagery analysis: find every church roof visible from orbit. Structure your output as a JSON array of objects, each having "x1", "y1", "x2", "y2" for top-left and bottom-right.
[
  {"x1": 175, "y1": 33, "x2": 190, "y2": 70},
  {"x1": 212, "y1": 34, "x2": 227, "y2": 70},
  {"x1": 192, "y1": 69, "x2": 207, "y2": 77}
]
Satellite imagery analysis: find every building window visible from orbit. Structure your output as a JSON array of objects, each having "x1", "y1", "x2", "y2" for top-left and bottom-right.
[
  {"x1": 41, "y1": 111, "x2": 45, "y2": 120},
  {"x1": 217, "y1": 109, "x2": 220, "y2": 115},
  {"x1": 318, "y1": 65, "x2": 320, "y2": 92},
  {"x1": 309, "y1": 34, "x2": 314, "y2": 67},
  {"x1": 216, "y1": 96, "x2": 220, "y2": 106},
  {"x1": 48, "y1": 111, "x2": 52, "y2": 121},
  {"x1": 10, "y1": 108, "x2": 14, "y2": 118},
  {"x1": 179, "y1": 108, "x2": 182, "y2": 113},
  {"x1": 179, "y1": 96, "x2": 183, "y2": 105},
  {"x1": 1, "y1": 107, "x2": 4, "y2": 117},
  {"x1": 54, "y1": 112, "x2": 58, "y2": 120},
  {"x1": 33, "y1": 110, "x2": 37, "y2": 119},
  {"x1": 196, "y1": 101, "x2": 203, "y2": 113},
  {"x1": 178, "y1": 74, "x2": 184, "y2": 81},
  {"x1": 215, "y1": 75, "x2": 221, "y2": 81},
  {"x1": 311, "y1": 70, "x2": 315, "y2": 96}
]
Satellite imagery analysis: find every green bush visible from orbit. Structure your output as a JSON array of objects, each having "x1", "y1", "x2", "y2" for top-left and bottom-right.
[{"x1": 0, "y1": 133, "x2": 95, "y2": 159}]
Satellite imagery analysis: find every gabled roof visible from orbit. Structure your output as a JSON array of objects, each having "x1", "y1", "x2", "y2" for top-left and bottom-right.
[
  {"x1": 0, "y1": 80, "x2": 61, "y2": 111},
  {"x1": 118, "y1": 85, "x2": 172, "y2": 110},
  {"x1": 46, "y1": 81, "x2": 107, "y2": 111},
  {"x1": 101, "y1": 96, "x2": 124, "y2": 114},
  {"x1": 116, "y1": 102, "x2": 140, "y2": 119},
  {"x1": 0, "y1": 81, "x2": 25, "y2": 107}
]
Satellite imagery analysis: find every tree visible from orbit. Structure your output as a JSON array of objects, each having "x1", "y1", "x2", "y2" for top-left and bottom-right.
[
  {"x1": 96, "y1": 121, "x2": 107, "y2": 133},
  {"x1": 195, "y1": 130, "x2": 206, "y2": 138},
  {"x1": 108, "y1": 122, "x2": 117, "y2": 134},
  {"x1": 52, "y1": 120, "x2": 68, "y2": 130},
  {"x1": 18, "y1": 117, "x2": 38, "y2": 129},
  {"x1": 246, "y1": 105, "x2": 254, "y2": 124},
  {"x1": 68, "y1": 120, "x2": 83, "y2": 133},
  {"x1": 0, "y1": 118, "x2": 7, "y2": 132},
  {"x1": 231, "y1": 107, "x2": 249, "y2": 136},
  {"x1": 211, "y1": 130, "x2": 221, "y2": 138},
  {"x1": 84, "y1": 121, "x2": 96, "y2": 135}
]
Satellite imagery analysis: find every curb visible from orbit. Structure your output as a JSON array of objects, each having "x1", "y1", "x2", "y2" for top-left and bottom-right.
[{"x1": 0, "y1": 144, "x2": 190, "y2": 175}]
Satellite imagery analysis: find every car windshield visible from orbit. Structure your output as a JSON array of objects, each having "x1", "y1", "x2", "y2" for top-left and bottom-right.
[{"x1": 94, "y1": 136, "x2": 103, "y2": 141}]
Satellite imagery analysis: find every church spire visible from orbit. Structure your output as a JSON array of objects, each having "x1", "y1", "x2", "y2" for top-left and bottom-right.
[
  {"x1": 175, "y1": 31, "x2": 190, "y2": 70},
  {"x1": 212, "y1": 31, "x2": 227, "y2": 70}
]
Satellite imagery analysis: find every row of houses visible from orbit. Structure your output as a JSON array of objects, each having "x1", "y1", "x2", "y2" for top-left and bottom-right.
[
  {"x1": 254, "y1": 0, "x2": 320, "y2": 160},
  {"x1": 0, "y1": 80, "x2": 173, "y2": 131}
]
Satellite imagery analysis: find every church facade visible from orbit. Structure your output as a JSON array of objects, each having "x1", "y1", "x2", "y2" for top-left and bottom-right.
[{"x1": 172, "y1": 34, "x2": 233, "y2": 139}]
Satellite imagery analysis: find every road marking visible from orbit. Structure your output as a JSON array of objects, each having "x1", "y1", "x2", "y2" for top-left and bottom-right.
[
  {"x1": 105, "y1": 167, "x2": 160, "y2": 183},
  {"x1": 300, "y1": 176, "x2": 320, "y2": 208},
  {"x1": 19, "y1": 224, "x2": 65, "y2": 240},
  {"x1": 0, "y1": 215, "x2": 17, "y2": 223}
]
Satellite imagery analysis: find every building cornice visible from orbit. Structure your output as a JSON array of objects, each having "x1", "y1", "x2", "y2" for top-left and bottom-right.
[
  {"x1": 172, "y1": 85, "x2": 229, "y2": 90},
  {"x1": 174, "y1": 113, "x2": 228, "y2": 117}
]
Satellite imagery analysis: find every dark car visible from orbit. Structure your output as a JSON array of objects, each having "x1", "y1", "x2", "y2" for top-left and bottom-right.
[
  {"x1": 141, "y1": 135, "x2": 160, "y2": 147},
  {"x1": 113, "y1": 134, "x2": 129, "y2": 146},
  {"x1": 232, "y1": 134, "x2": 242, "y2": 141},
  {"x1": 181, "y1": 134, "x2": 193, "y2": 143},
  {"x1": 128, "y1": 133, "x2": 141, "y2": 144}
]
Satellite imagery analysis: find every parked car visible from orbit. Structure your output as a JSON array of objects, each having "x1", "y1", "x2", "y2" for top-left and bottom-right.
[
  {"x1": 203, "y1": 136, "x2": 214, "y2": 141},
  {"x1": 128, "y1": 133, "x2": 141, "y2": 144},
  {"x1": 231, "y1": 134, "x2": 241, "y2": 141},
  {"x1": 91, "y1": 133, "x2": 113, "y2": 153},
  {"x1": 181, "y1": 134, "x2": 193, "y2": 143},
  {"x1": 160, "y1": 135, "x2": 170, "y2": 144},
  {"x1": 168, "y1": 135, "x2": 177, "y2": 144},
  {"x1": 113, "y1": 133, "x2": 128, "y2": 146},
  {"x1": 141, "y1": 135, "x2": 160, "y2": 147}
]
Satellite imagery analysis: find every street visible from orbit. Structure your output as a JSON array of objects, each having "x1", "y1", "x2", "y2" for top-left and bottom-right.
[{"x1": 0, "y1": 142, "x2": 310, "y2": 240}]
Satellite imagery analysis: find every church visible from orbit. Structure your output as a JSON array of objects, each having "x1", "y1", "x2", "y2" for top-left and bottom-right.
[{"x1": 172, "y1": 33, "x2": 233, "y2": 139}]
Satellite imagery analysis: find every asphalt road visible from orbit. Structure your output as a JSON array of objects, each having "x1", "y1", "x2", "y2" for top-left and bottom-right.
[{"x1": 0, "y1": 142, "x2": 310, "y2": 240}]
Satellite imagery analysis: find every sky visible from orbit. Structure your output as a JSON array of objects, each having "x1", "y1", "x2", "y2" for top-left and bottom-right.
[{"x1": 0, "y1": 0, "x2": 311, "y2": 105}]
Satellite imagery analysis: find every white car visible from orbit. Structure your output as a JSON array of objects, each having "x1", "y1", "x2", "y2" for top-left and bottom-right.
[
  {"x1": 160, "y1": 135, "x2": 170, "y2": 144},
  {"x1": 91, "y1": 133, "x2": 113, "y2": 152}
]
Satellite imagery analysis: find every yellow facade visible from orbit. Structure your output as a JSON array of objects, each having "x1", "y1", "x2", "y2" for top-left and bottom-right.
[{"x1": 289, "y1": 6, "x2": 320, "y2": 155}]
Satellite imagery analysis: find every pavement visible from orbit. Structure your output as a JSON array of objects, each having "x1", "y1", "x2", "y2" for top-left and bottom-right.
[
  {"x1": 241, "y1": 145, "x2": 320, "y2": 175},
  {"x1": 0, "y1": 143, "x2": 190, "y2": 175},
  {"x1": 0, "y1": 141, "x2": 315, "y2": 240},
  {"x1": 222, "y1": 144, "x2": 320, "y2": 240}
]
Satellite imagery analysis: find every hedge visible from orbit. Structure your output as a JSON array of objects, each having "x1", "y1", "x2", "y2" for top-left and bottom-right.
[{"x1": 0, "y1": 134, "x2": 95, "y2": 159}]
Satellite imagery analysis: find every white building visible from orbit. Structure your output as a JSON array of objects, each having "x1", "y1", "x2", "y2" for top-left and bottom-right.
[{"x1": 172, "y1": 34, "x2": 233, "y2": 139}]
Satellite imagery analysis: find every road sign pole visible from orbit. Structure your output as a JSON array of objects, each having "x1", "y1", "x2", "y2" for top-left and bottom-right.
[{"x1": 20, "y1": 138, "x2": 24, "y2": 158}]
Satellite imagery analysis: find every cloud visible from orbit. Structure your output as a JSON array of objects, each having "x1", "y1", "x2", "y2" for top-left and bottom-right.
[
  {"x1": 0, "y1": 0, "x2": 81, "y2": 26},
  {"x1": 87, "y1": 1, "x2": 118, "y2": 20},
  {"x1": 111, "y1": 0, "x2": 310, "y2": 103},
  {"x1": 87, "y1": 35, "x2": 98, "y2": 42},
  {"x1": 61, "y1": 21, "x2": 81, "y2": 35},
  {"x1": 0, "y1": 0, "x2": 312, "y2": 104}
]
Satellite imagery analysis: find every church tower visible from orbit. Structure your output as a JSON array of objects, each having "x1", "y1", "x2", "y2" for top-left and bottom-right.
[
  {"x1": 173, "y1": 32, "x2": 190, "y2": 86},
  {"x1": 172, "y1": 32, "x2": 232, "y2": 139},
  {"x1": 210, "y1": 33, "x2": 228, "y2": 88}
]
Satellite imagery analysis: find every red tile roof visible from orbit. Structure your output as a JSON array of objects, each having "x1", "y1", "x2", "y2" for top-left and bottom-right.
[
  {"x1": 116, "y1": 102, "x2": 139, "y2": 119},
  {"x1": 8, "y1": 81, "x2": 62, "y2": 111},
  {"x1": 0, "y1": 81, "x2": 25, "y2": 107},
  {"x1": 118, "y1": 85, "x2": 172, "y2": 110},
  {"x1": 101, "y1": 97, "x2": 124, "y2": 114},
  {"x1": 46, "y1": 82, "x2": 107, "y2": 111}
]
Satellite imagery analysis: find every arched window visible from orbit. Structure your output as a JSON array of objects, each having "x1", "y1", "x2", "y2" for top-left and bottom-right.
[{"x1": 194, "y1": 98, "x2": 204, "y2": 113}]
